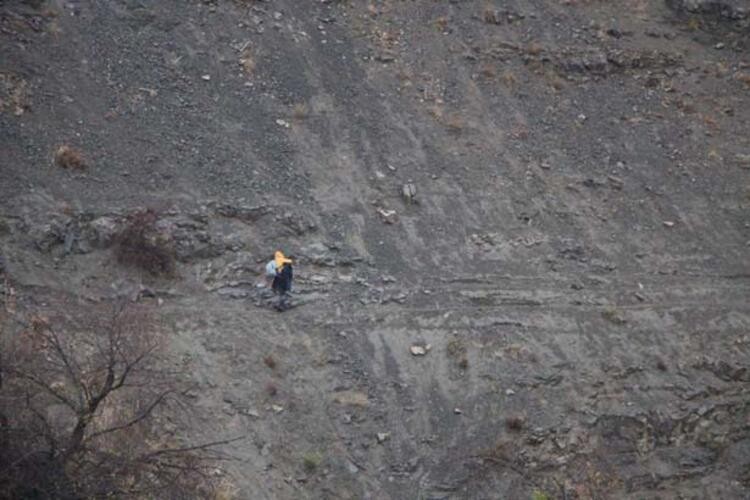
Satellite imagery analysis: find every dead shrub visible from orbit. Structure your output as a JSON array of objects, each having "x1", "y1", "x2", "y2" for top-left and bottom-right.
[
  {"x1": 602, "y1": 307, "x2": 626, "y2": 325},
  {"x1": 0, "y1": 73, "x2": 30, "y2": 116},
  {"x1": 483, "y1": 8, "x2": 499, "y2": 24},
  {"x1": 435, "y1": 16, "x2": 449, "y2": 32},
  {"x1": 54, "y1": 145, "x2": 86, "y2": 170},
  {"x1": 478, "y1": 438, "x2": 513, "y2": 464},
  {"x1": 447, "y1": 338, "x2": 469, "y2": 370},
  {"x1": 428, "y1": 105, "x2": 444, "y2": 120},
  {"x1": 479, "y1": 63, "x2": 496, "y2": 79},
  {"x1": 655, "y1": 357, "x2": 667, "y2": 371},
  {"x1": 265, "y1": 382, "x2": 278, "y2": 397},
  {"x1": 546, "y1": 70, "x2": 566, "y2": 91},
  {"x1": 292, "y1": 103, "x2": 308, "y2": 120},
  {"x1": 0, "y1": 302, "x2": 235, "y2": 499},
  {"x1": 239, "y1": 48, "x2": 255, "y2": 75},
  {"x1": 115, "y1": 209, "x2": 175, "y2": 276},
  {"x1": 263, "y1": 354, "x2": 277, "y2": 370},
  {"x1": 501, "y1": 70, "x2": 518, "y2": 88},
  {"x1": 527, "y1": 42, "x2": 543, "y2": 56},
  {"x1": 444, "y1": 113, "x2": 464, "y2": 133},
  {"x1": 505, "y1": 415, "x2": 526, "y2": 432},
  {"x1": 736, "y1": 73, "x2": 750, "y2": 87}
]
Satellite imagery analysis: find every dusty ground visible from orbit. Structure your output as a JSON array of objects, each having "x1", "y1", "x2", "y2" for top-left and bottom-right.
[{"x1": 1, "y1": 0, "x2": 749, "y2": 498}]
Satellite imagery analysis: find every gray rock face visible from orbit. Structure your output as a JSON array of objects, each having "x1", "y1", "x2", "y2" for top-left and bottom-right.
[{"x1": 666, "y1": 0, "x2": 749, "y2": 19}]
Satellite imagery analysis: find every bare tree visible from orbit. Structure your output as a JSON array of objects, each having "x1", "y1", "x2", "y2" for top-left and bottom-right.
[{"x1": 0, "y1": 299, "x2": 240, "y2": 499}]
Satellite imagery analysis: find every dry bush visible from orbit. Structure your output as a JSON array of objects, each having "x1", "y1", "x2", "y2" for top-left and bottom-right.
[
  {"x1": 265, "y1": 382, "x2": 278, "y2": 397},
  {"x1": 655, "y1": 357, "x2": 668, "y2": 371},
  {"x1": 292, "y1": 103, "x2": 309, "y2": 120},
  {"x1": 526, "y1": 42, "x2": 543, "y2": 56},
  {"x1": 115, "y1": 209, "x2": 175, "y2": 276},
  {"x1": 479, "y1": 62, "x2": 496, "y2": 79},
  {"x1": 444, "y1": 113, "x2": 465, "y2": 133},
  {"x1": 302, "y1": 452, "x2": 323, "y2": 472},
  {"x1": 501, "y1": 70, "x2": 518, "y2": 88},
  {"x1": 0, "y1": 73, "x2": 30, "y2": 116},
  {"x1": 239, "y1": 48, "x2": 255, "y2": 75},
  {"x1": 263, "y1": 354, "x2": 277, "y2": 370},
  {"x1": 0, "y1": 303, "x2": 238, "y2": 499},
  {"x1": 545, "y1": 69, "x2": 566, "y2": 92},
  {"x1": 447, "y1": 338, "x2": 469, "y2": 370},
  {"x1": 435, "y1": 16, "x2": 449, "y2": 32},
  {"x1": 478, "y1": 438, "x2": 513, "y2": 464},
  {"x1": 736, "y1": 73, "x2": 750, "y2": 87},
  {"x1": 428, "y1": 105, "x2": 444, "y2": 120},
  {"x1": 602, "y1": 307, "x2": 626, "y2": 325},
  {"x1": 54, "y1": 145, "x2": 86, "y2": 170},
  {"x1": 483, "y1": 7, "x2": 499, "y2": 24},
  {"x1": 505, "y1": 415, "x2": 526, "y2": 432}
]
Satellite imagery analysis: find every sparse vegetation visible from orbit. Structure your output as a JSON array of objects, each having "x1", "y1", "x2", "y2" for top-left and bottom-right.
[
  {"x1": 444, "y1": 112, "x2": 464, "y2": 133},
  {"x1": 483, "y1": 7, "x2": 499, "y2": 24},
  {"x1": 505, "y1": 415, "x2": 526, "y2": 432},
  {"x1": 447, "y1": 338, "x2": 469, "y2": 369},
  {"x1": 479, "y1": 62, "x2": 496, "y2": 79},
  {"x1": 115, "y1": 209, "x2": 175, "y2": 276},
  {"x1": 478, "y1": 438, "x2": 513, "y2": 464},
  {"x1": 531, "y1": 490, "x2": 550, "y2": 500},
  {"x1": 0, "y1": 303, "x2": 236, "y2": 499},
  {"x1": 501, "y1": 70, "x2": 518, "y2": 89},
  {"x1": 292, "y1": 103, "x2": 309, "y2": 120},
  {"x1": 435, "y1": 16, "x2": 449, "y2": 32},
  {"x1": 302, "y1": 452, "x2": 322, "y2": 472},
  {"x1": 54, "y1": 145, "x2": 86, "y2": 170},
  {"x1": 0, "y1": 73, "x2": 29, "y2": 116},
  {"x1": 263, "y1": 354, "x2": 278, "y2": 370},
  {"x1": 602, "y1": 307, "x2": 626, "y2": 325},
  {"x1": 526, "y1": 42, "x2": 543, "y2": 56},
  {"x1": 239, "y1": 48, "x2": 255, "y2": 75},
  {"x1": 265, "y1": 381, "x2": 278, "y2": 397}
]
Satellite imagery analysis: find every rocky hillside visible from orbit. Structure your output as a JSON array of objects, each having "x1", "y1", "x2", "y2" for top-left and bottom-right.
[{"x1": 1, "y1": 0, "x2": 749, "y2": 498}]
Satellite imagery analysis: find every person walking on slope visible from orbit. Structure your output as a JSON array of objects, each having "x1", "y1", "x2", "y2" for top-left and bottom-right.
[{"x1": 271, "y1": 251, "x2": 293, "y2": 310}]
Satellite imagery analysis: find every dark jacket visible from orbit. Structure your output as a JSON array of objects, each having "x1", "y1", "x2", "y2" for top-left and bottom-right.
[{"x1": 272, "y1": 264, "x2": 293, "y2": 294}]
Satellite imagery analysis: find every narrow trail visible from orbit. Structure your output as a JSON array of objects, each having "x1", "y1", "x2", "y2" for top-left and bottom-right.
[{"x1": 164, "y1": 269, "x2": 750, "y2": 498}]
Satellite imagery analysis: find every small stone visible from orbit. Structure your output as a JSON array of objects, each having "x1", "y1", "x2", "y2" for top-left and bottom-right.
[
  {"x1": 454, "y1": 408, "x2": 463, "y2": 414},
  {"x1": 273, "y1": 11, "x2": 283, "y2": 20},
  {"x1": 505, "y1": 388, "x2": 516, "y2": 396},
  {"x1": 663, "y1": 221, "x2": 675, "y2": 227},
  {"x1": 276, "y1": 119, "x2": 291, "y2": 128},
  {"x1": 377, "y1": 208, "x2": 398, "y2": 224},
  {"x1": 201, "y1": 74, "x2": 211, "y2": 81},
  {"x1": 271, "y1": 404, "x2": 284, "y2": 413},
  {"x1": 715, "y1": 42, "x2": 725, "y2": 50},
  {"x1": 376, "y1": 432, "x2": 390, "y2": 443},
  {"x1": 410, "y1": 345, "x2": 427, "y2": 356}
]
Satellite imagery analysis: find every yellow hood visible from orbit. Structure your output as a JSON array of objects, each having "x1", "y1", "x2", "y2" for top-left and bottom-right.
[{"x1": 274, "y1": 251, "x2": 293, "y2": 268}]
